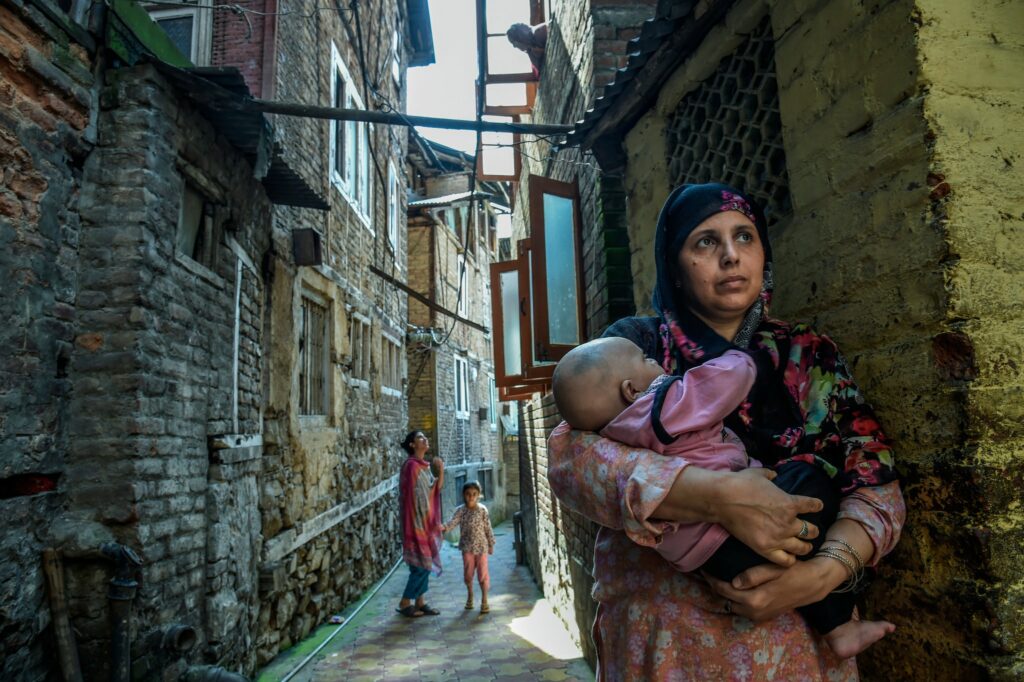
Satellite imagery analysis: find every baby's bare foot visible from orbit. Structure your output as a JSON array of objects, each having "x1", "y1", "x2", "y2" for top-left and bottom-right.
[{"x1": 825, "y1": 620, "x2": 896, "y2": 659}]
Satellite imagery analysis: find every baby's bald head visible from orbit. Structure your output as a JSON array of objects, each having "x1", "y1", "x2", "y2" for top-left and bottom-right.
[{"x1": 553, "y1": 337, "x2": 656, "y2": 431}]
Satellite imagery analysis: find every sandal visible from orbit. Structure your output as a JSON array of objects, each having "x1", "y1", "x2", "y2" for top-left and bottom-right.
[
  {"x1": 417, "y1": 603, "x2": 441, "y2": 616},
  {"x1": 465, "y1": 598, "x2": 474, "y2": 610},
  {"x1": 480, "y1": 602, "x2": 490, "y2": 614},
  {"x1": 395, "y1": 605, "x2": 421, "y2": 618}
]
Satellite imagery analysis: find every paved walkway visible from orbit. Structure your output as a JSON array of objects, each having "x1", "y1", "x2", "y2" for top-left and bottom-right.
[{"x1": 258, "y1": 520, "x2": 595, "y2": 682}]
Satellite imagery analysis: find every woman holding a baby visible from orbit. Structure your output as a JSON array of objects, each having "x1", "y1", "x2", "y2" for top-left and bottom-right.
[{"x1": 547, "y1": 183, "x2": 904, "y2": 680}]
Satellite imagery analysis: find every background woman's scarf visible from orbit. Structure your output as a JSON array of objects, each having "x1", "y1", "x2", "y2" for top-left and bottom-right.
[{"x1": 399, "y1": 456, "x2": 443, "y2": 574}]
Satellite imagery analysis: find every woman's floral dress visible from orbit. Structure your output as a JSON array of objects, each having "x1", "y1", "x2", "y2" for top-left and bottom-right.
[{"x1": 547, "y1": 320, "x2": 905, "y2": 681}]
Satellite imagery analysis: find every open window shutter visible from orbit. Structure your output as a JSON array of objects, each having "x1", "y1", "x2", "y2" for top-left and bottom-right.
[{"x1": 527, "y1": 175, "x2": 584, "y2": 364}]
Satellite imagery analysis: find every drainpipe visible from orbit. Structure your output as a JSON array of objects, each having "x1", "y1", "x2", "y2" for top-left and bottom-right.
[{"x1": 100, "y1": 543, "x2": 142, "y2": 682}]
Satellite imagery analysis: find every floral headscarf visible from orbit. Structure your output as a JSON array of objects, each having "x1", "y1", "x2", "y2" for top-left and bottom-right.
[{"x1": 651, "y1": 183, "x2": 773, "y2": 374}]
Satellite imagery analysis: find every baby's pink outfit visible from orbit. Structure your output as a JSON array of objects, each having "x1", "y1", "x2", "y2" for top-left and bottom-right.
[{"x1": 600, "y1": 350, "x2": 759, "y2": 572}]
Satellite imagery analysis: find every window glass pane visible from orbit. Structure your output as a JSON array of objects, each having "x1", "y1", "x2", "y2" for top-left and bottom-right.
[
  {"x1": 543, "y1": 193, "x2": 579, "y2": 345},
  {"x1": 499, "y1": 270, "x2": 521, "y2": 375},
  {"x1": 156, "y1": 16, "x2": 194, "y2": 60},
  {"x1": 177, "y1": 184, "x2": 203, "y2": 256},
  {"x1": 359, "y1": 125, "x2": 370, "y2": 215},
  {"x1": 333, "y1": 74, "x2": 345, "y2": 175}
]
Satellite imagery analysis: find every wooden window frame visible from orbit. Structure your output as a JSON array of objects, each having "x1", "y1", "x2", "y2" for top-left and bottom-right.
[{"x1": 527, "y1": 175, "x2": 585, "y2": 365}]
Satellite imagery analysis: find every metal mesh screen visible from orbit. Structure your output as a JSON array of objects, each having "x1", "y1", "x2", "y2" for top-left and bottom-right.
[{"x1": 666, "y1": 17, "x2": 791, "y2": 224}]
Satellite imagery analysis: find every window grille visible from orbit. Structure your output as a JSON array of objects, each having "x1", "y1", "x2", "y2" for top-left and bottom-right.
[
  {"x1": 300, "y1": 296, "x2": 329, "y2": 415},
  {"x1": 665, "y1": 17, "x2": 791, "y2": 224}
]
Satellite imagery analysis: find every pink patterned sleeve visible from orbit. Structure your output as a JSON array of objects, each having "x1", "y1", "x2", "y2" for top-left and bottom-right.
[
  {"x1": 547, "y1": 421, "x2": 689, "y2": 546},
  {"x1": 836, "y1": 481, "x2": 905, "y2": 566}
]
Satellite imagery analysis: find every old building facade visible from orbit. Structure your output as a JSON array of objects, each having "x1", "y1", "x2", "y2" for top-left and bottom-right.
[
  {"x1": 505, "y1": 0, "x2": 1023, "y2": 679},
  {"x1": 1, "y1": 0, "x2": 434, "y2": 678},
  {"x1": 405, "y1": 141, "x2": 510, "y2": 522}
]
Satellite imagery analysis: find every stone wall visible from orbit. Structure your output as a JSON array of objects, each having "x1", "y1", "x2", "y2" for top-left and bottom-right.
[
  {"x1": 0, "y1": 2, "x2": 94, "y2": 679},
  {"x1": 251, "y1": 0, "x2": 414, "y2": 665}
]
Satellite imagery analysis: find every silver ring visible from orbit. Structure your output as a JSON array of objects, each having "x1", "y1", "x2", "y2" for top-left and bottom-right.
[
  {"x1": 724, "y1": 600, "x2": 732, "y2": 614},
  {"x1": 799, "y1": 520, "x2": 809, "y2": 538}
]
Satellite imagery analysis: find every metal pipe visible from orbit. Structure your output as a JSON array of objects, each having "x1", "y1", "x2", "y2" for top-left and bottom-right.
[{"x1": 101, "y1": 543, "x2": 142, "y2": 682}]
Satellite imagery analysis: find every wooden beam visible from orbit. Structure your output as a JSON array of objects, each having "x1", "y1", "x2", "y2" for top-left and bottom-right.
[{"x1": 369, "y1": 266, "x2": 489, "y2": 334}]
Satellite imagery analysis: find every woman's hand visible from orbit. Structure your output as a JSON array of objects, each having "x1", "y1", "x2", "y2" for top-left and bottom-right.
[
  {"x1": 656, "y1": 467, "x2": 823, "y2": 566},
  {"x1": 712, "y1": 468, "x2": 825, "y2": 566},
  {"x1": 704, "y1": 554, "x2": 848, "y2": 621}
]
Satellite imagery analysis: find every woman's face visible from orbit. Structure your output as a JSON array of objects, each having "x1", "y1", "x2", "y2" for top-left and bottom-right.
[
  {"x1": 675, "y1": 211, "x2": 764, "y2": 326},
  {"x1": 413, "y1": 432, "x2": 430, "y2": 454}
]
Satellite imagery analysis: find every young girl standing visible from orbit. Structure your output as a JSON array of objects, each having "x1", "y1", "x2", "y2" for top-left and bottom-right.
[{"x1": 442, "y1": 481, "x2": 496, "y2": 613}]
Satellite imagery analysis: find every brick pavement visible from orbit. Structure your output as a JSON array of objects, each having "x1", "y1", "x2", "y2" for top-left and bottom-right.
[{"x1": 259, "y1": 520, "x2": 595, "y2": 682}]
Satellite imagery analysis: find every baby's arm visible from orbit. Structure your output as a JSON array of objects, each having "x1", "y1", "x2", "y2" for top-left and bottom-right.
[{"x1": 657, "y1": 350, "x2": 756, "y2": 437}]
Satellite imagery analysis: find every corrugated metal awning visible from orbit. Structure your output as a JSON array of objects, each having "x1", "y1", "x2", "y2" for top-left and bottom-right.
[
  {"x1": 408, "y1": 190, "x2": 492, "y2": 208},
  {"x1": 150, "y1": 61, "x2": 329, "y2": 211}
]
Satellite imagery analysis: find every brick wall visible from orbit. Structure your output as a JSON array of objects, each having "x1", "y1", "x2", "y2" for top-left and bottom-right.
[
  {"x1": 0, "y1": 2, "x2": 94, "y2": 679},
  {"x1": 70, "y1": 63, "x2": 274, "y2": 678},
  {"x1": 405, "y1": 174, "x2": 505, "y2": 522},
  {"x1": 506, "y1": 0, "x2": 653, "y2": 669}
]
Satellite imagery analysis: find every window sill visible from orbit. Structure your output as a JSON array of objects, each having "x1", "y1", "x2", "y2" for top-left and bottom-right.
[
  {"x1": 299, "y1": 414, "x2": 330, "y2": 428},
  {"x1": 382, "y1": 387, "x2": 402, "y2": 398},
  {"x1": 347, "y1": 378, "x2": 370, "y2": 389},
  {"x1": 455, "y1": 412, "x2": 470, "y2": 421}
]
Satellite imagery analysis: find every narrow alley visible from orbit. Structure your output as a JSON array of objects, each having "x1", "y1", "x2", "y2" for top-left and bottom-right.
[{"x1": 258, "y1": 521, "x2": 594, "y2": 682}]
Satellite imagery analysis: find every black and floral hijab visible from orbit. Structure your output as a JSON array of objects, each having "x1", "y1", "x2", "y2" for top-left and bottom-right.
[{"x1": 606, "y1": 183, "x2": 897, "y2": 493}]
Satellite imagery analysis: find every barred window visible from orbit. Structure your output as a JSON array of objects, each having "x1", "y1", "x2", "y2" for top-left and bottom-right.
[
  {"x1": 299, "y1": 295, "x2": 330, "y2": 415},
  {"x1": 666, "y1": 17, "x2": 791, "y2": 224}
]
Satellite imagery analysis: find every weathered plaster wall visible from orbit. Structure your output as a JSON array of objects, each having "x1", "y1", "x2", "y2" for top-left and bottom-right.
[{"x1": 911, "y1": 1, "x2": 1024, "y2": 677}]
